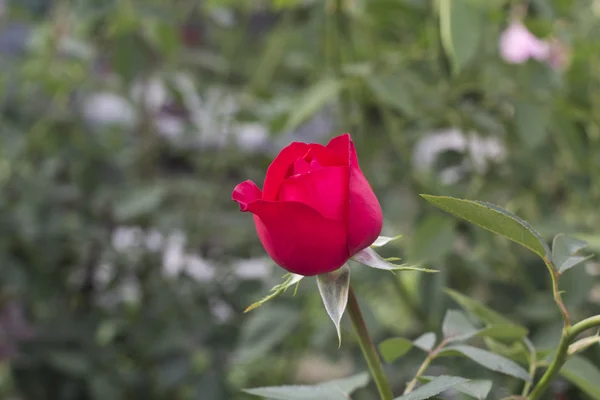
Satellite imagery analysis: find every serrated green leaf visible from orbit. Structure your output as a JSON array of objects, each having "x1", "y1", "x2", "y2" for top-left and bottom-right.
[
  {"x1": 245, "y1": 274, "x2": 304, "y2": 312},
  {"x1": 316, "y1": 265, "x2": 350, "y2": 347},
  {"x1": 439, "y1": 345, "x2": 530, "y2": 381},
  {"x1": 243, "y1": 385, "x2": 348, "y2": 400},
  {"x1": 559, "y1": 355, "x2": 600, "y2": 400},
  {"x1": 394, "y1": 375, "x2": 469, "y2": 400},
  {"x1": 421, "y1": 376, "x2": 492, "y2": 400},
  {"x1": 283, "y1": 78, "x2": 341, "y2": 133},
  {"x1": 379, "y1": 337, "x2": 413, "y2": 363},
  {"x1": 421, "y1": 195, "x2": 550, "y2": 260},
  {"x1": 319, "y1": 372, "x2": 370, "y2": 394},
  {"x1": 414, "y1": 332, "x2": 437, "y2": 352},
  {"x1": 552, "y1": 234, "x2": 593, "y2": 273},
  {"x1": 372, "y1": 235, "x2": 403, "y2": 248},
  {"x1": 353, "y1": 247, "x2": 438, "y2": 273},
  {"x1": 443, "y1": 310, "x2": 479, "y2": 342},
  {"x1": 439, "y1": 0, "x2": 484, "y2": 73}
]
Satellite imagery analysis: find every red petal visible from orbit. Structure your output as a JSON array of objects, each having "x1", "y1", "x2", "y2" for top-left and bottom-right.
[
  {"x1": 327, "y1": 133, "x2": 383, "y2": 254},
  {"x1": 308, "y1": 143, "x2": 346, "y2": 166},
  {"x1": 262, "y1": 142, "x2": 309, "y2": 201},
  {"x1": 278, "y1": 166, "x2": 348, "y2": 222},
  {"x1": 232, "y1": 180, "x2": 262, "y2": 211},
  {"x1": 246, "y1": 200, "x2": 349, "y2": 276}
]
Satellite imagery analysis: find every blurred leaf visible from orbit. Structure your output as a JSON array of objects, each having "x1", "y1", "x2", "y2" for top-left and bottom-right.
[
  {"x1": 379, "y1": 337, "x2": 414, "y2": 363},
  {"x1": 316, "y1": 265, "x2": 350, "y2": 346},
  {"x1": 476, "y1": 325, "x2": 528, "y2": 341},
  {"x1": 47, "y1": 351, "x2": 91, "y2": 377},
  {"x1": 353, "y1": 247, "x2": 438, "y2": 273},
  {"x1": 421, "y1": 195, "x2": 551, "y2": 260},
  {"x1": 552, "y1": 234, "x2": 592, "y2": 273},
  {"x1": 414, "y1": 332, "x2": 437, "y2": 351},
  {"x1": 421, "y1": 376, "x2": 492, "y2": 400},
  {"x1": 439, "y1": 0, "x2": 484, "y2": 73},
  {"x1": 393, "y1": 375, "x2": 469, "y2": 400},
  {"x1": 514, "y1": 100, "x2": 550, "y2": 149},
  {"x1": 243, "y1": 385, "x2": 348, "y2": 400},
  {"x1": 483, "y1": 338, "x2": 530, "y2": 365},
  {"x1": 283, "y1": 79, "x2": 342, "y2": 133},
  {"x1": 109, "y1": 33, "x2": 154, "y2": 83},
  {"x1": 558, "y1": 355, "x2": 600, "y2": 399},
  {"x1": 445, "y1": 289, "x2": 521, "y2": 326},
  {"x1": 442, "y1": 310, "x2": 479, "y2": 342},
  {"x1": 367, "y1": 75, "x2": 416, "y2": 116},
  {"x1": 90, "y1": 375, "x2": 124, "y2": 400},
  {"x1": 372, "y1": 235, "x2": 403, "y2": 247},
  {"x1": 410, "y1": 214, "x2": 456, "y2": 262},
  {"x1": 319, "y1": 372, "x2": 370, "y2": 394},
  {"x1": 439, "y1": 345, "x2": 530, "y2": 381},
  {"x1": 115, "y1": 185, "x2": 167, "y2": 221},
  {"x1": 236, "y1": 304, "x2": 300, "y2": 362}
]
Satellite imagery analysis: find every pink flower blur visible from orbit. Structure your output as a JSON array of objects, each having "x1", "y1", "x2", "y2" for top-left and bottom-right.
[{"x1": 499, "y1": 22, "x2": 550, "y2": 64}]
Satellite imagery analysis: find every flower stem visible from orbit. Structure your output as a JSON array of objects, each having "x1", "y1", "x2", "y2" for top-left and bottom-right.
[
  {"x1": 347, "y1": 286, "x2": 394, "y2": 400},
  {"x1": 527, "y1": 315, "x2": 600, "y2": 400}
]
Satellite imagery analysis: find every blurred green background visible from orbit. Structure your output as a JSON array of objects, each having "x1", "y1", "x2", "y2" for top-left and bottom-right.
[{"x1": 1, "y1": 0, "x2": 600, "y2": 399}]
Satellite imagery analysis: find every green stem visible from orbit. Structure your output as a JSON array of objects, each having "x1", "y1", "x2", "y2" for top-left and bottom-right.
[
  {"x1": 403, "y1": 340, "x2": 447, "y2": 394},
  {"x1": 543, "y1": 257, "x2": 571, "y2": 327},
  {"x1": 347, "y1": 286, "x2": 394, "y2": 400},
  {"x1": 527, "y1": 315, "x2": 600, "y2": 400}
]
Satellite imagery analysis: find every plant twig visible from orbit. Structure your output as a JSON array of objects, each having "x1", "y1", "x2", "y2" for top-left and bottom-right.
[
  {"x1": 527, "y1": 315, "x2": 600, "y2": 400},
  {"x1": 543, "y1": 257, "x2": 571, "y2": 327},
  {"x1": 403, "y1": 339, "x2": 448, "y2": 394},
  {"x1": 347, "y1": 286, "x2": 394, "y2": 400}
]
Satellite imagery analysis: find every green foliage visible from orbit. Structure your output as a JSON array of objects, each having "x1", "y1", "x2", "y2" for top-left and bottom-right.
[
  {"x1": 552, "y1": 234, "x2": 593, "y2": 273},
  {"x1": 3, "y1": 0, "x2": 600, "y2": 399},
  {"x1": 421, "y1": 195, "x2": 551, "y2": 260},
  {"x1": 439, "y1": 0, "x2": 485, "y2": 73},
  {"x1": 393, "y1": 375, "x2": 469, "y2": 400},
  {"x1": 243, "y1": 372, "x2": 370, "y2": 400},
  {"x1": 558, "y1": 355, "x2": 600, "y2": 400},
  {"x1": 438, "y1": 345, "x2": 530, "y2": 381},
  {"x1": 420, "y1": 376, "x2": 492, "y2": 400},
  {"x1": 378, "y1": 338, "x2": 413, "y2": 363}
]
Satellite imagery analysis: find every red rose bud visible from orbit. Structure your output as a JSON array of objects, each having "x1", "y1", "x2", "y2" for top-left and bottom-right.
[{"x1": 232, "y1": 133, "x2": 383, "y2": 276}]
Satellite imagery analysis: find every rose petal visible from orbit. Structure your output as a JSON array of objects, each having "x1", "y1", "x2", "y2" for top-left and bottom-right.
[
  {"x1": 232, "y1": 180, "x2": 262, "y2": 211},
  {"x1": 326, "y1": 133, "x2": 383, "y2": 255},
  {"x1": 308, "y1": 143, "x2": 346, "y2": 166},
  {"x1": 262, "y1": 142, "x2": 309, "y2": 201},
  {"x1": 291, "y1": 158, "x2": 311, "y2": 175},
  {"x1": 278, "y1": 166, "x2": 348, "y2": 222},
  {"x1": 246, "y1": 200, "x2": 349, "y2": 276}
]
